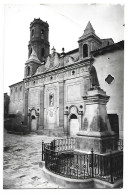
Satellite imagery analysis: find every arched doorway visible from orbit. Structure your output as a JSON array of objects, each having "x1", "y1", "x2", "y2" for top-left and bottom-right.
[
  {"x1": 70, "y1": 114, "x2": 79, "y2": 136},
  {"x1": 31, "y1": 115, "x2": 37, "y2": 131}
]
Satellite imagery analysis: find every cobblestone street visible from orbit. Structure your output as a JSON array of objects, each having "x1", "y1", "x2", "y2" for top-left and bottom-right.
[{"x1": 3, "y1": 130, "x2": 62, "y2": 189}]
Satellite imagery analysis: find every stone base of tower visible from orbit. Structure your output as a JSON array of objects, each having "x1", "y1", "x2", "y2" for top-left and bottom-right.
[{"x1": 75, "y1": 132, "x2": 118, "y2": 154}]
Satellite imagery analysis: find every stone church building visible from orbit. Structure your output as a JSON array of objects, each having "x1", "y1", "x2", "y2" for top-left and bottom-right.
[{"x1": 9, "y1": 18, "x2": 124, "y2": 138}]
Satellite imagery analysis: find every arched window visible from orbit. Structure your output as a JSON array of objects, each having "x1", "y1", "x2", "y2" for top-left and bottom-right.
[
  {"x1": 31, "y1": 115, "x2": 36, "y2": 119},
  {"x1": 41, "y1": 29, "x2": 44, "y2": 39},
  {"x1": 32, "y1": 29, "x2": 34, "y2": 37},
  {"x1": 70, "y1": 114, "x2": 77, "y2": 119},
  {"x1": 41, "y1": 48, "x2": 45, "y2": 57},
  {"x1": 83, "y1": 44, "x2": 88, "y2": 58},
  {"x1": 30, "y1": 47, "x2": 32, "y2": 55},
  {"x1": 27, "y1": 66, "x2": 30, "y2": 76}
]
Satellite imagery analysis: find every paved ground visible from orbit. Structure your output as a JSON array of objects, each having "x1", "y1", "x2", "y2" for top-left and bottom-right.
[{"x1": 3, "y1": 130, "x2": 62, "y2": 189}]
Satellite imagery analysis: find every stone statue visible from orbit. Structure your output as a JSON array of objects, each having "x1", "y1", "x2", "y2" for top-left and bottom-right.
[
  {"x1": 49, "y1": 94, "x2": 54, "y2": 106},
  {"x1": 89, "y1": 65, "x2": 100, "y2": 89}
]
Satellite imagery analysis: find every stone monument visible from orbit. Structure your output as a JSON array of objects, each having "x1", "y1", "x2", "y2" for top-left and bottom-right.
[{"x1": 75, "y1": 65, "x2": 118, "y2": 154}]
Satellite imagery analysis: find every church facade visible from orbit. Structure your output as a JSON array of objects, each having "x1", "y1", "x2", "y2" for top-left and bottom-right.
[{"x1": 9, "y1": 18, "x2": 124, "y2": 138}]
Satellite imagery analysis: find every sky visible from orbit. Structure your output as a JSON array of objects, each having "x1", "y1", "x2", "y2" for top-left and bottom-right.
[{"x1": 3, "y1": 3, "x2": 124, "y2": 94}]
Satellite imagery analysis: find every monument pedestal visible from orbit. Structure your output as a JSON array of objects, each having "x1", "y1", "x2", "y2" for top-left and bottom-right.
[{"x1": 75, "y1": 88, "x2": 118, "y2": 154}]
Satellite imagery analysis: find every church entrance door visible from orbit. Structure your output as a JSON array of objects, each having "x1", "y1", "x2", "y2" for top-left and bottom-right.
[
  {"x1": 31, "y1": 115, "x2": 37, "y2": 131},
  {"x1": 70, "y1": 114, "x2": 79, "y2": 136}
]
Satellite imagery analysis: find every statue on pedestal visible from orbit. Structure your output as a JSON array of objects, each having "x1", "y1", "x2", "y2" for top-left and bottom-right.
[{"x1": 89, "y1": 64, "x2": 100, "y2": 89}]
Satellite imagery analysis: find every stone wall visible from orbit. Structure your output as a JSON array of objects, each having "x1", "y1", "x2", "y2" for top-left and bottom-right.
[{"x1": 9, "y1": 82, "x2": 24, "y2": 115}]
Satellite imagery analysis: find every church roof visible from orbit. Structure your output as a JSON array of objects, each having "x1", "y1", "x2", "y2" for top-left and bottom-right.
[
  {"x1": 83, "y1": 21, "x2": 95, "y2": 35},
  {"x1": 26, "y1": 49, "x2": 41, "y2": 64},
  {"x1": 91, "y1": 40, "x2": 124, "y2": 57}
]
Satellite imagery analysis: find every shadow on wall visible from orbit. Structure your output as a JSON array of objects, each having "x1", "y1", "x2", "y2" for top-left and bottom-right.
[{"x1": 4, "y1": 111, "x2": 29, "y2": 134}]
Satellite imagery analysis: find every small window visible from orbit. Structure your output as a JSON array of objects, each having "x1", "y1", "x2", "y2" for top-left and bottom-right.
[
  {"x1": 72, "y1": 70, "x2": 75, "y2": 75},
  {"x1": 83, "y1": 44, "x2": 88, "y2": 58},
  {"x1": 41, "y1": 29, "x2": 44, "y2": 34},
  {"x1": 80, "y1": 105, "x2": 83, "y2": 109},
  {"x1": 41, "y1": 29, "x2": 44, "y2": 39},
  {"x1": 27, "y1": 66, "x2": 30, "y2": 76},
  {"x1": 32, "y1": 29, "x2": 34, "y2": 37},
  {"x1": 41, "y1": 48, "x2": 45, "y2": 57},
  {"x1": 30, "y1": 48, "x2": 32, "y2": 55},
  {"x1": 105, "y1": 74, "x2": 114, "y2": 84}
]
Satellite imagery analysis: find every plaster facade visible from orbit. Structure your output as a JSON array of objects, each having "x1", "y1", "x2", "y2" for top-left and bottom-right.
[{"x1": 9, "y1": 18, "x2": 124, "y2": 138}]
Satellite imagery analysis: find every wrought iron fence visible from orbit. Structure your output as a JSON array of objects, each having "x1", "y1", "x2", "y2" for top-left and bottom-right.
[{"x1": 42, "y1": 138, "x2": 123, "y2": 184}]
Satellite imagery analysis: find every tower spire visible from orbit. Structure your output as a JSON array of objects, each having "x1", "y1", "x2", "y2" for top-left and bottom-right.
[{"x1": 83, "y1": 21, "x2": 95, "y2": 35}]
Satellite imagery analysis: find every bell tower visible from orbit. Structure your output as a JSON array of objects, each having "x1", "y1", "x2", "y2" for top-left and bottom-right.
[
  {"x1": 78, "y1": 21, "x2": 102, "y2": 59},
  {"x1": 28, "y1": 18, "x2": 50, "y2": 62}
]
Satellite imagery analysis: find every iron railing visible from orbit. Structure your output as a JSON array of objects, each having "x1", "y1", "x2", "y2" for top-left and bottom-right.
[
  {"x1": 42, "y1": 138, "x2": 123, "y2": 184},
  {"x1": 42, "y1": 138, "x2": 75, "y2": 160}
]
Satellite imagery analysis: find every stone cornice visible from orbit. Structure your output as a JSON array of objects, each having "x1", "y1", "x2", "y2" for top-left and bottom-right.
[
  {"x1": 9, "y1": 81, "x2": 24, "y2": 88},
  {"x1": 77, "y1": 131, "x2": 116, "y2": 138},
  {"x1": 78, "y1": 33, "x2": 102, "y2": 44},
  {"x1": 83, "y1": 94, "x2": 110, "y2": 105}
]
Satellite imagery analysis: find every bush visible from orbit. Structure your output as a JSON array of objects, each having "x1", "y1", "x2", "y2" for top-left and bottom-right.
[{"x1": 4, "y1": 112, "x2": 29, "y2": 134}]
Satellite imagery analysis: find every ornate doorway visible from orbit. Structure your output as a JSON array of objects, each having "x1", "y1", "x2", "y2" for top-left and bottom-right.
[{"x1": 70, "y1": 114, "x2": 79, "y2": 136}]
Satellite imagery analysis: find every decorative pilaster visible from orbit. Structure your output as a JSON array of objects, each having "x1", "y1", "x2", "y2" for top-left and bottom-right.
[
  {"x1": 36, "y1": 113, "x2": 39, "y2": 131},
  {"x1": 39, "y1": 85, "x2": 44, "y2": 129},
  {"x1": 59, "y1": 80, "x2": 64, "y2": 128},
  {"x1": 24, "y1": 88, "x2": 29, "y2": 125},
  {"x1": 64, "y1": 111, "x2": 69, "y2": 137},
  {"x1": 28, "y1": 112, "x2": 31, "y2": 131}
]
